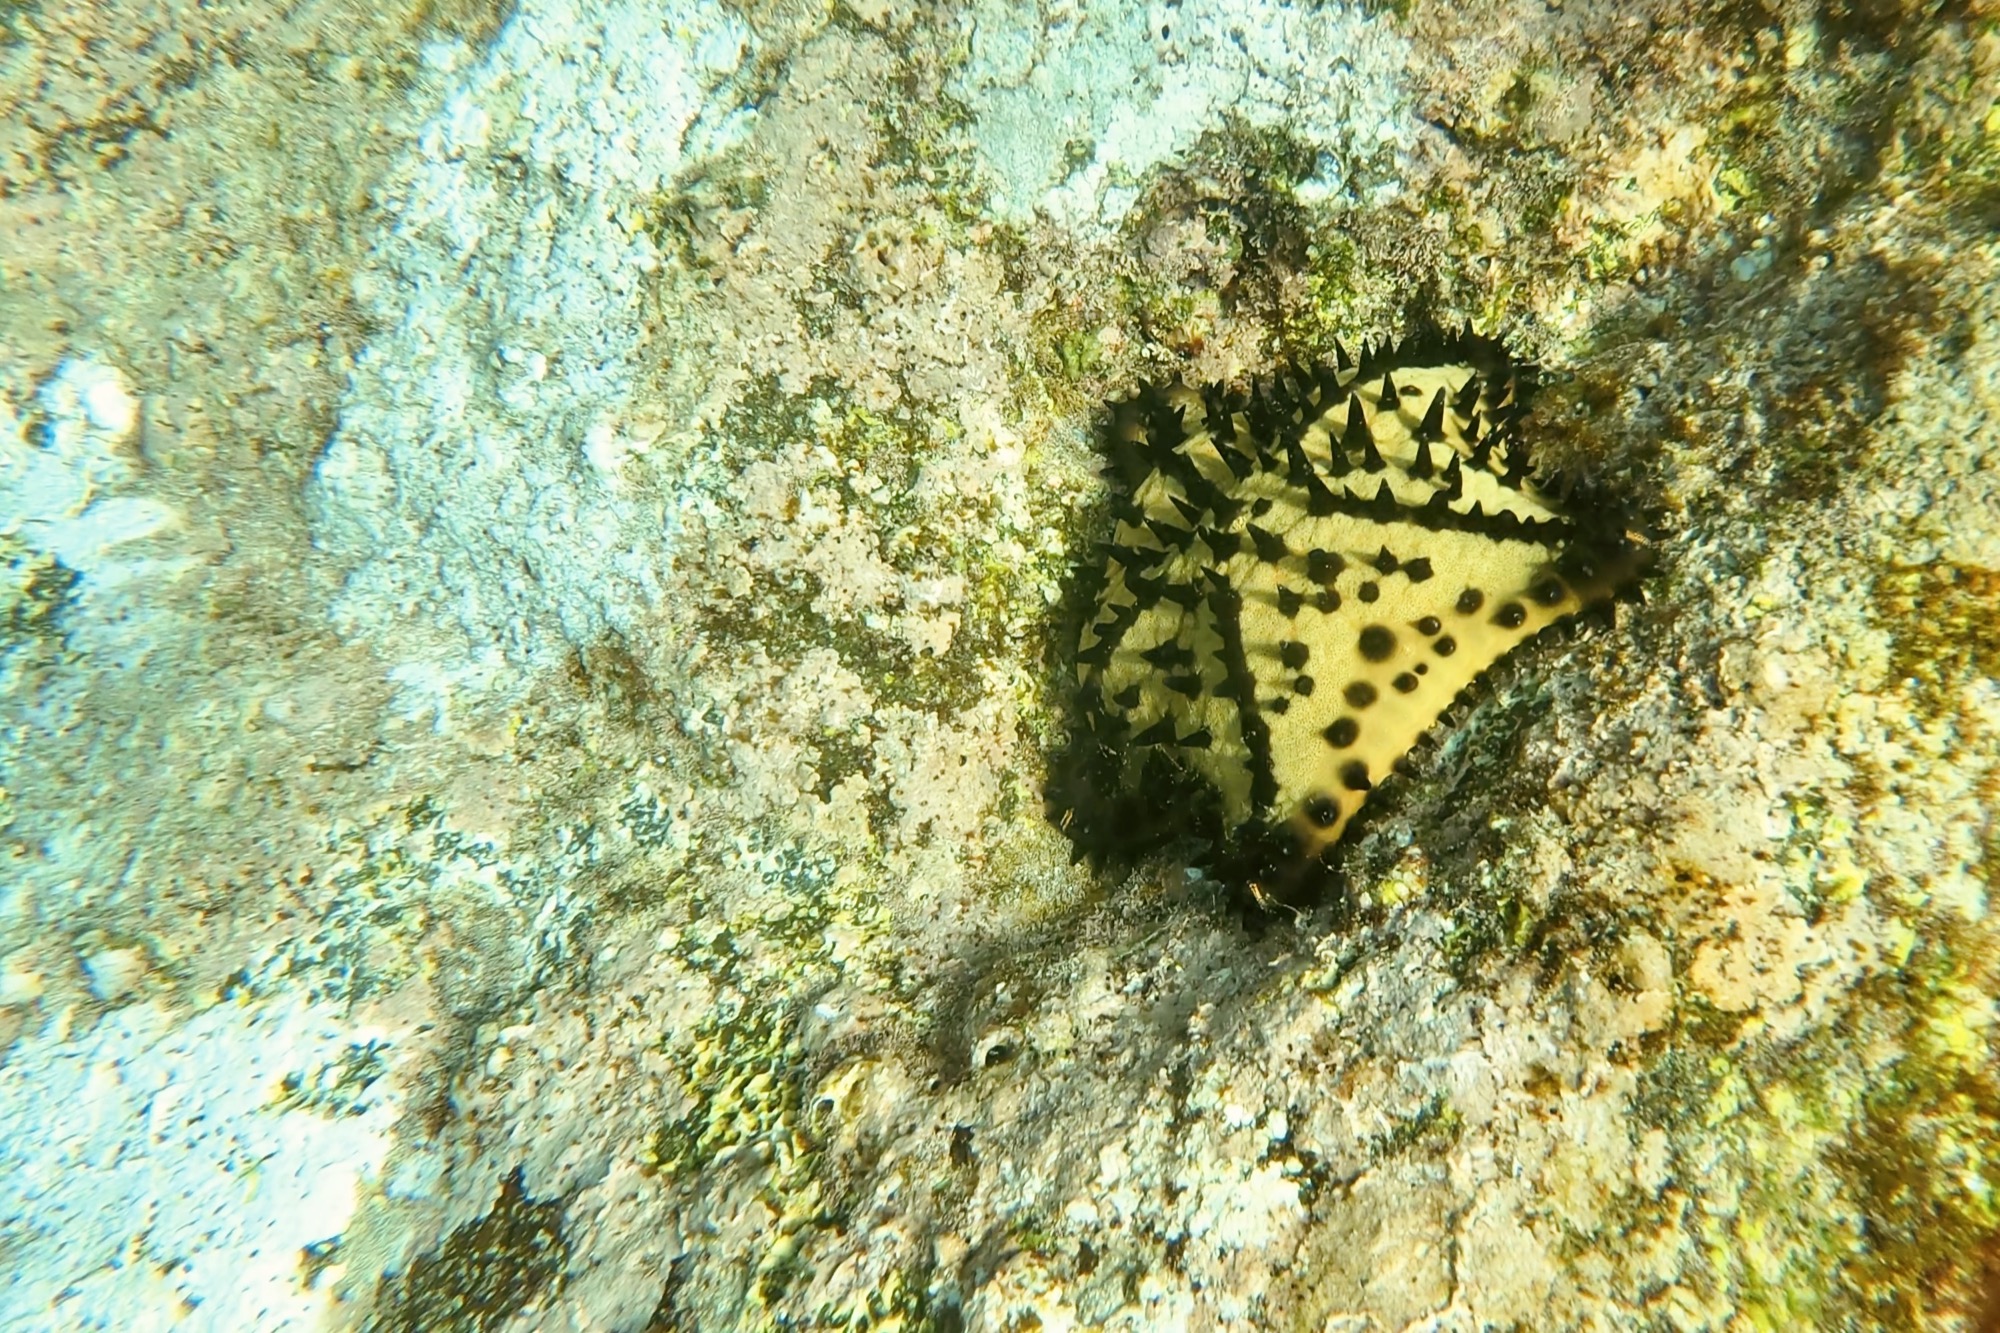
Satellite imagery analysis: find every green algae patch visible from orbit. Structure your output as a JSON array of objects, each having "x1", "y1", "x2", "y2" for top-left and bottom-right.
[
  {"x1": 369, "y1": 1168, "x2": 569, "y2": 1333},
  {"x1": 693, "y1": 376, "x2": 1070, "y2": 737},
  {"x1": 1632, "y1": 1045, "x2": 1732, "y2": 1132},
  {"x1": 273, "y1": 1038, "x2": 393, "y2": 1119},
  {"x1": 1623, "y1": 910, "x2": 2000, "y2": 1329},
  {"x1": 1829, "y1": 925, "x2": 2000, "y2": 1329},
  {"x1": 697, "y1": 568, "x2": 977, "y2": 717},
  {"x1": 809, "y1": 1264, "x2": 957, "y2": 1333},
  {"x1": 646, "y1": 1001, "x2": 810, "y2": 1184},
  {"x1": 637, "y1": 984, "x2": 853, "y2": 1315},
  {"x1": 1, "y1": 536, "x2": 77, "y2": 655},
  {"x1": 1874, "y1": 560, "x2": 2000, "y2": 722},
  {"x1": 1369, "y1": 1091, "x2": 1463, "y2": 1161},
  {"x1": 866, "y1": 60, "x2": 989, "y2": 231}
]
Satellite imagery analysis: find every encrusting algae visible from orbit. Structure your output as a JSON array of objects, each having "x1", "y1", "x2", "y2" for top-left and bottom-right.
[{"x1": 1051, "y1": 325, "x2": 1645, "y2": 903}]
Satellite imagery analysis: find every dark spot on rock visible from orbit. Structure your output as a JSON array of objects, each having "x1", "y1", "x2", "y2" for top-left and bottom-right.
[
  {"x1": 1277, "y1": 586, "x2": 1304, "y2": 617},
  {"x1": 1434, "y1": 635, "x2": 1457, "y2": 656},
  {"x1": 1358, "y1": 581, "x2": 1380, "y2": 603},
  {"x1": 1306, "y1": 795, "x2": 1339, "y2": 827},
  {"x1": 1339, "y1": 760, "x2": 1372, "y2": 791},
  {"x1": 1279, "y1": 640, "x2": 1310, "y2": 669},
  {"x1": 1359, "y1": 625, "x2": 1395, "y2": 661},
  {"x1": 1456, "y1": 588, "x2": 1485, "y2": 614},
  {"x1": 1415, "y1": 615, "x2": 1441, "y2": 635},
  {"x1": 1314, "y1": 588, "x2": 1341, "y2": 612},
  {"x1": 1324, "y1": 717, "x2": 1359, "y2": 747},
  {"x1": 368, "y1": 1167, "x2": 566, "y2": 1333},
  {"x1": 1393, "y1": 672, "x2": 1419, "y2": 693},
  {"x1": 1343, "y1": 681, "x2": 1378, "y2": 707},
  {"x1": 1493, "y1": 601, "x2": 1527, "y2": 629},
  {"x1": 1404, "y1": 557, "x2": 1433, "y2": 582},
  {"x1": 1293, "y1": 675, "x2": 1315, "y2": 696},
  {"x1": 1532, "y1": 576, "x2": 1566, "y2": 605}
]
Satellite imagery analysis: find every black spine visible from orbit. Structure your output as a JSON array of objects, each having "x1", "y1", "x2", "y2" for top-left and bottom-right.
[
  {"x1": 1346, "y1": 397, "x2": 1384, "y2": 472},
  {"x1": 1246, "y1": 524, "x2": 1289, "y2": 563},
  {"x1": 1452, "y1": 375, "x2": 1480, "y2": 418},
  {"x1": 1417, "y1": 387, "x2": 1446, "y2": 442}
]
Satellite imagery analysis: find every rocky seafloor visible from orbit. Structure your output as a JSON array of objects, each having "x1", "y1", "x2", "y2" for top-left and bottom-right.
[{"x1": 2, "y1": 0, "x2": 1997, "y2": 1329}]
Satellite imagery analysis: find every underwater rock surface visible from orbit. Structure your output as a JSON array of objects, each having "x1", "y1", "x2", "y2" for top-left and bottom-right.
[{"x1": 1, "y1": 0, "x2": 1997, "y2": 1329}]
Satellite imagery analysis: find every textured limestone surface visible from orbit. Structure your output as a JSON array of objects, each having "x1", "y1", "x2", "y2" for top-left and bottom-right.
[
  {"x1": 2, "y1": 0, "x2": 1998, "y2": 1330},
  {"x1": 950, "y1": 0, "x2": 1415, "y2": 230},
  {"x1": 307, "y1": 0, "x2": 758, "y2": 716},
  {"x1": 0, "y1": 990, "x2": 408, "y2": 1328}
]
